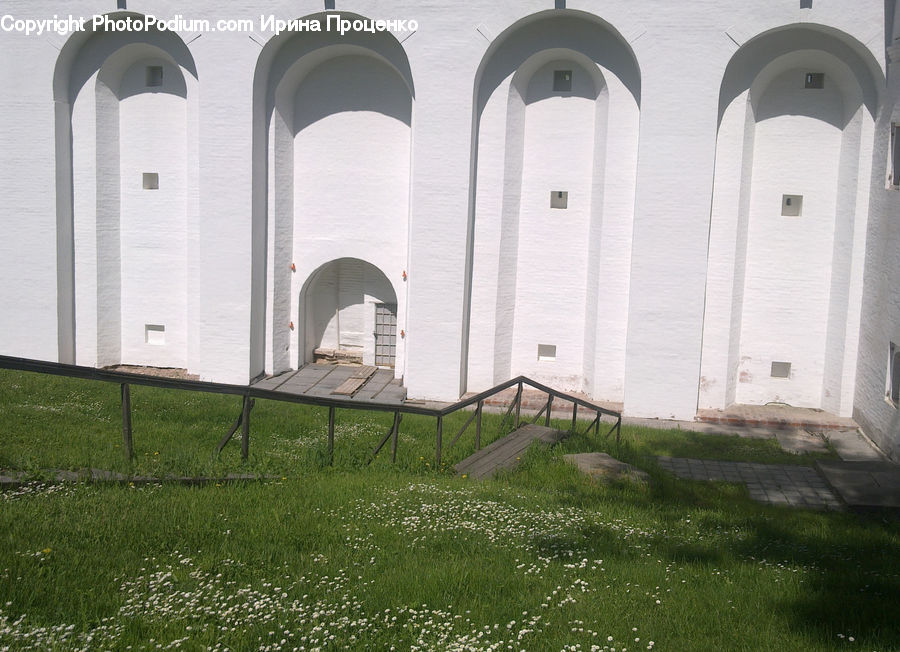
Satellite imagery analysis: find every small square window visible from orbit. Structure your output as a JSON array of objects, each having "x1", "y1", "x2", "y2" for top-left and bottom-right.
[
  {"x1": 143, "y1": 173, "x2": 159, "y2": 190},
  {"x1": 888, "y1": 343, "x2": 899, "y2": 405},
  {"x1": 145, "y1": 324, "x2": 165, "y2": 345},
  {"x1": 553, "y1": 70, "x2": 572, "y2": 92},
  {"x1": 537, "y1": 344, "x2": 557, "y2": 362},
  {"x1": 781, "y1": 194, "x2": 802, "y2": 217},
  {"x1": 771, "y1": 361, "x2": 792, "y2": 378},
  {"x1": 550, "y1": 190, "x2": 568, "y2": 209},
  {"x1": 146, "y1": 65, "x2": 163, "y2": 87},
  {"x1": 804, "y1": 72, "x2": 824, "y2": 89}
]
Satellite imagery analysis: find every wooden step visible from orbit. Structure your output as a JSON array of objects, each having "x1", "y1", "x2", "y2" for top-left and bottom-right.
[{"x1": 455, "y1": 424, "x2": 566, "y2": 479}]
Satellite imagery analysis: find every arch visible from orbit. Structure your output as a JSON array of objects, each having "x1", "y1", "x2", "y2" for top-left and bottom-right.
[
  {"x1": 717, "y1": 24, "x2": 880, "y2": 126},
  {"x1": 298, "y1": 258, "x2": 400, "y2": 367},
  {"x1": 461, "y1": 10, "x2": 641, "y2": 399},
  {"x1": 472, "y1": 10, "x2": 640, "y2": 119},
  {"x1": 699, "y1": 24, "x2": 884, "y2": 417},
  {"x1": 250, "y1": 12, "x2": 413, "y2": 381},
  {"x1": 53, "y1": 13, "x2": 199, "y2": 369}
]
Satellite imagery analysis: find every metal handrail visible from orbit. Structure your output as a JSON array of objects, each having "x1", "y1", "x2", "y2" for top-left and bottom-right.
[
  {"x1": 436, "y1": 376, "x2": 622, "y2": 465},
  {"x1": 0, "y1": 355, "x2": 622, "y2": 466}
]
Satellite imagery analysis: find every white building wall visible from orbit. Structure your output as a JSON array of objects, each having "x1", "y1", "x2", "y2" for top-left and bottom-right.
[
  {"x1": 623, "y1": 12, "x2": 724, "y2": 421},
  {"x1": 838, "y1": 112, "x2": 874, "y2": 415},
  {"x1": 71, "y1": 72, "x2": 100, "y2": 367},
  {"x1": 736, "y1": 69, "x2": 843, "y2": 408},
  {"x1": 464, "y1": 72, "x2": 510, "y2": 390},
  {"x1": 701, "y1": 43, "x2": 877, "y2": 418},
  {"x1": 403, "y1": 4, "x2": 487, "y2": 401},
  {"x1": 509, "y1": 62, "x2": 594, "y2": 392},
  {"x1": 118, "y1": 59, "x2": 188, "y2": 369},
  {"x1": 0, "y1": 0, "x2": 894, "y2": 456},
  {"x1": 465, "y1": 18, "x2": 639, "y2": 402},
  {"x1": 588, "y1": 70, "x2": 638, "y2": 401},
  {"x1": 289, "y1": 54, "x2": 410, "y2": 372},
  {"x1": 854, "y1": 24, "x2": 900, "y2": 458},
  {"x1": 0, "y1": 19, "x2": 58, "y2": 362},
  {"x1": 62, "y1": 31, "x2": 197, "y2": 373},
  {"x1": 94, "y1": 75, "x2": 121, "y2": 369},
  {"x1": 698, "y1": 91, "x2": 753, "y2": 410}
]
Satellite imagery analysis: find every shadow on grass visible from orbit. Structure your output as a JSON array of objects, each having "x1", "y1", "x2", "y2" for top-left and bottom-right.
[
  {"x1": 2, "y1": 369, "x2": 896, "y2": 647},
  {"x1": 504, "y1": 434, "x2": 900, "y2": 649}
]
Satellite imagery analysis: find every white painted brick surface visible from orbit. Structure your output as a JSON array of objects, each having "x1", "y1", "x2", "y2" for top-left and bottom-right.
[
  {"x1": 737, "y1": 74, "x2": 843, "y2": 409},
  {"x1": 0, "y1": 0, "x2": 895, "y2": 456},
  {"x1": 118, "y1": 62, "x2": 188, "y2": 370}
]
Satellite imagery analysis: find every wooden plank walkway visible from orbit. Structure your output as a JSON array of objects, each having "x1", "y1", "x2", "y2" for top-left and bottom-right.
[
  {"x1": 454, "y1": 424, "x2": 567, "y2": 479},
  {"x1": 251, "y1": 364, "x2": 406, "y2": 405},
  {"x1": 332, "y1": 365, "x2": 377, "y2": 396}
]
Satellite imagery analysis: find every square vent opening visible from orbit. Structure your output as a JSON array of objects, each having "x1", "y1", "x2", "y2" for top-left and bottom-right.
[
  {"x1": 771, "y1": 361, "x2": 792, "y2": 378},
  {"x1": 781, "y1": 194, "x2": 802, "y2": 216},
  {"x1": 145, "y1": 324, "x2": 165, "y2": 345},
  {"x1": 143, "y1": 173, "x2": 159, "y2": 190},
  {"x1": 537, "y1": 344, "x2": 557, "y2": 362},
  {"x1": 550, "y1": 191, "x2": 568, "y2": 209},
  {"x1": 146, "y1": 65, "x2": 163, "y2": 87},
  {"x1": 553, "y1": 70, "x2": 572, "y2": 92},
  {"x1": 804, "y1": 72, "x2": 824, "y2": 89},
  {"x1": 890, "y1": 124, "x2": 899, "y2": 188},
  {"x1": 889, "y1": 342, "x2": 899, "y2": 405}
]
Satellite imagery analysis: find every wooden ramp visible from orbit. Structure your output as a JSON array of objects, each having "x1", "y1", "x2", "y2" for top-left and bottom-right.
[
  {"x1": 251, "y1": 364, "x2": 406, "y2": 405},
  {"x1": 455, "y1": 424, "x2": 566, "y2": 479}
]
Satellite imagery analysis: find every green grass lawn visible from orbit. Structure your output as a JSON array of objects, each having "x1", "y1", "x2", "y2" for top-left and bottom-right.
[{"x1": 1, "y1": 369, "x2": 897, "y2": 651}]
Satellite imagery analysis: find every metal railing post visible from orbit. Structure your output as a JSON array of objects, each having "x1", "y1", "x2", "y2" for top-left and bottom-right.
[
  {"x1": 436, "y1": 415, "x2": 443, "y2": 467},
  {"x1": 328, "y1": 406, "x2": 336, "y2": 464},
  {"x1": 240, "y1": 394, "x2": 251, "y2": 460},
  {"x1": 391, "y1": 410, "x2": 400, "y2": 463},
  {"x1": 121, "y1": 383, "x2": 133, "y2": 460},
  {"x1": 544, "y1": 395, "x2": 553, "y2": 427},
  {"x1": 514, "y1": 381, "x2": 523, "y2": 428},
  {"x1": 571, "y1": 401, "x2": 578, "y2": 434},
  {"x1": 475, "y1": 400, "x2": 483, "y2": 451}
]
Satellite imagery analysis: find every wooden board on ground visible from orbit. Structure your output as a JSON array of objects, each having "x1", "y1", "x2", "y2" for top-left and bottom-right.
[
  {"x1": 332, "y1": 365, "x2": 377, "y2": 396},
  {"x1": 455, "y1": 424, "x2": 566, "y2": 479},
  {"x1": 350, "y1": 365, "x2": 377, "y2": 379}
]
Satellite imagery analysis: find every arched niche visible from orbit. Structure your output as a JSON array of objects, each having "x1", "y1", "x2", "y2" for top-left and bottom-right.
[
  {"x1": 250, "y1": 13, "x2": 414, "y2": 380},
  {"x1": 699, "y1": 25, "x2": 882, "y2": 416},
  {"x1": 463, "y1": 10, "x2": 640, "y2": 399},
  {"x1": 299, "y1": 258, "x2": 399, "y2": 367},
  {"x1": 53, "y1": 14, "x2": 198, "y2": 370}
]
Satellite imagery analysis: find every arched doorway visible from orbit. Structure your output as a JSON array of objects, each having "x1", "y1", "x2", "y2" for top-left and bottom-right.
[
  {"x1": 299, "y1": 258, "x2": 400, "y2": 369},
  {"x1": 250, "y1": 13, "x2": 414, "y2": 380}
]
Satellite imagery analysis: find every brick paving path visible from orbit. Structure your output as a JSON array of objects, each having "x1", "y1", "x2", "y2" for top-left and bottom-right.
[{"x1": 657, "y1": 456, "x2": 843, "y2": 510}]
